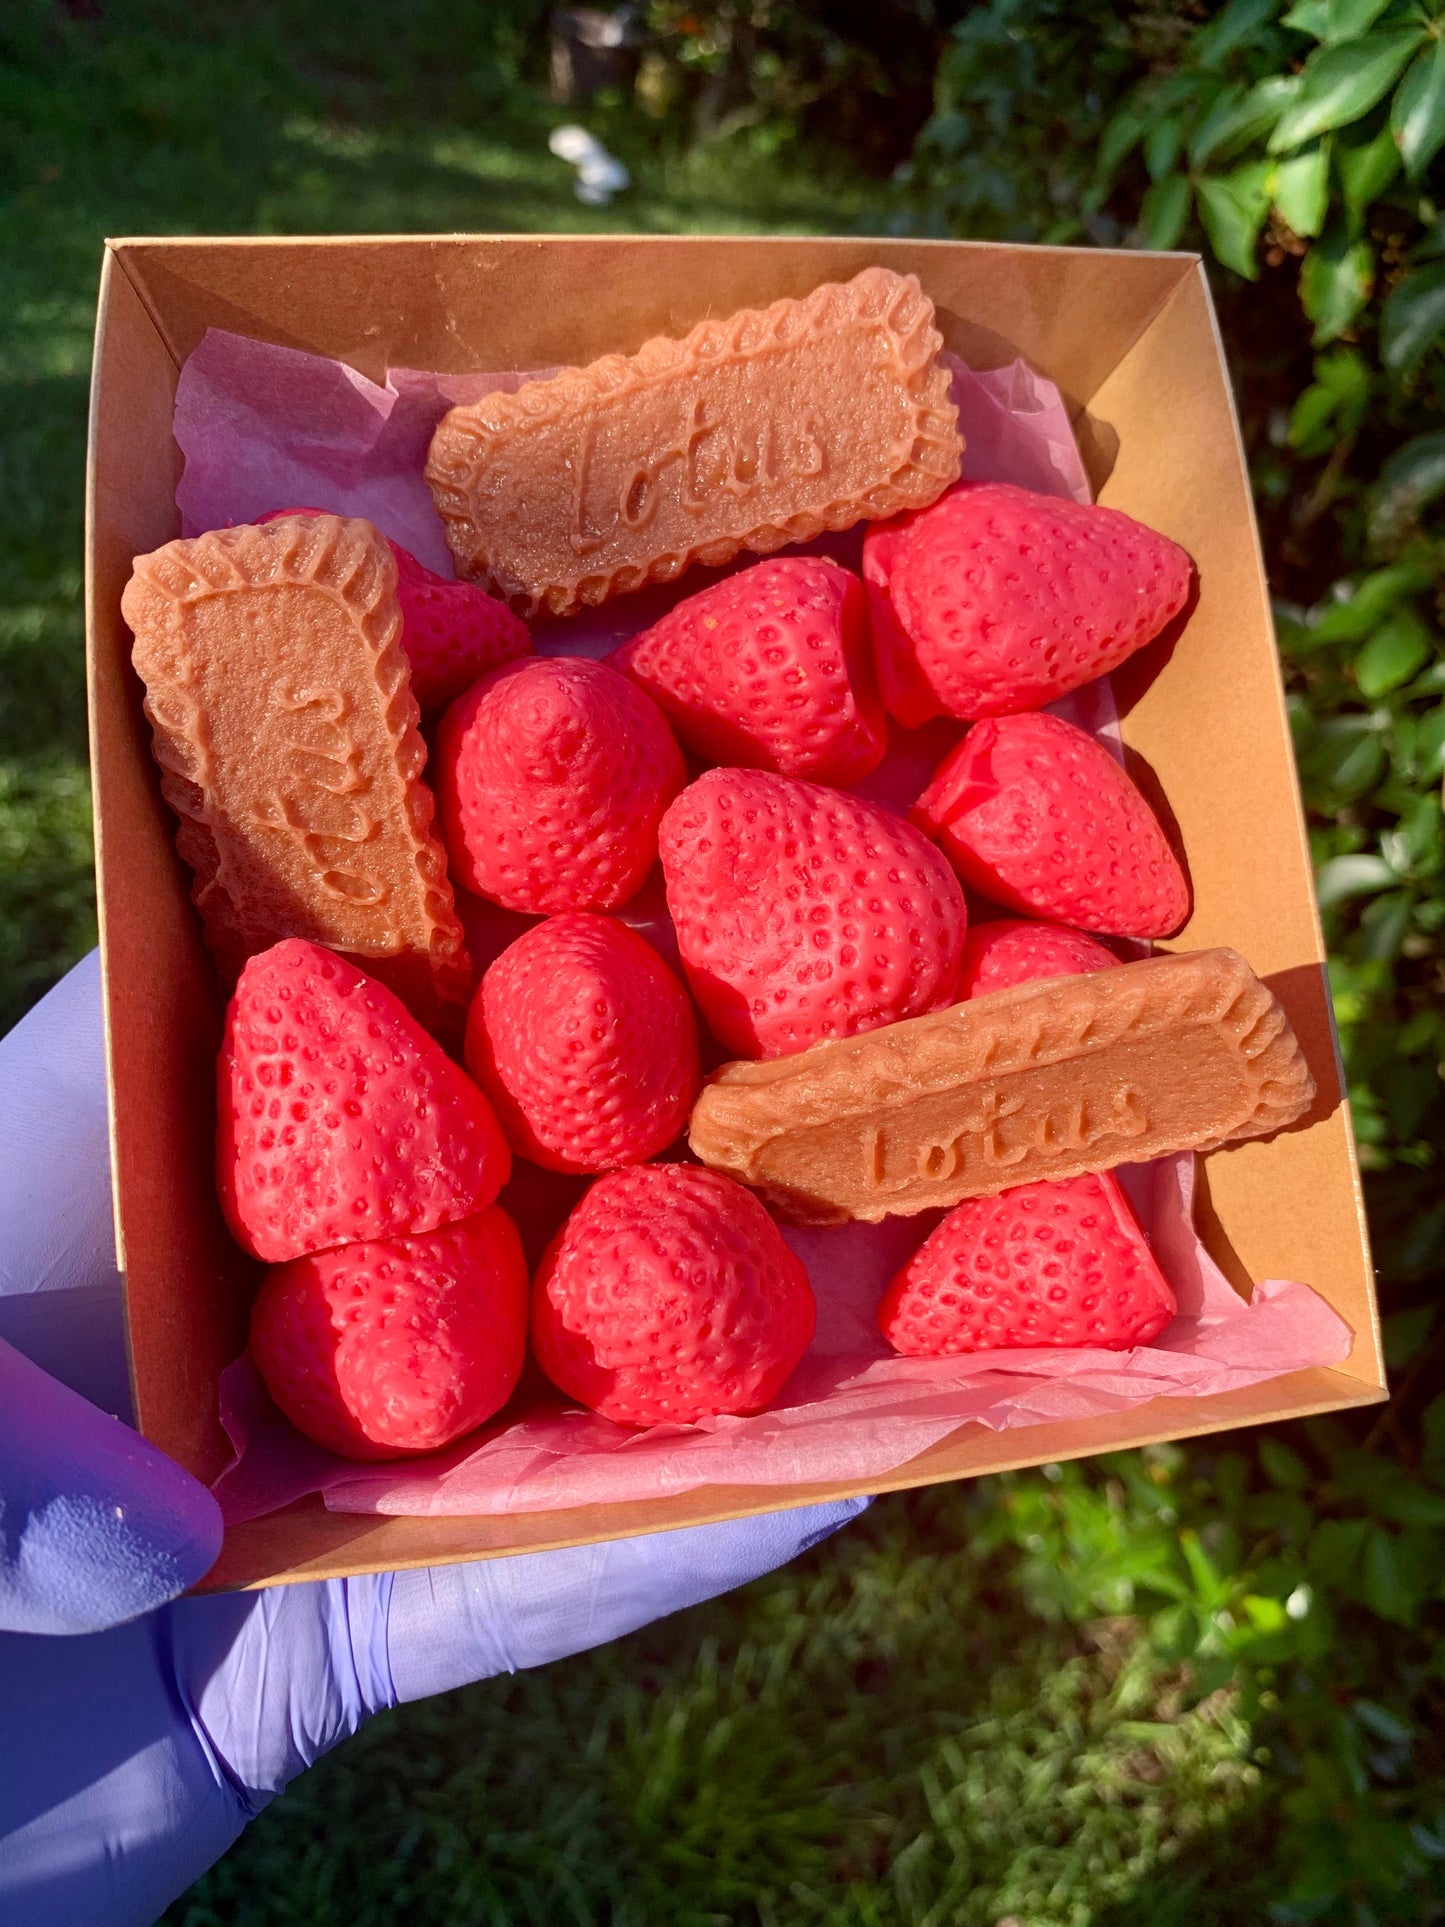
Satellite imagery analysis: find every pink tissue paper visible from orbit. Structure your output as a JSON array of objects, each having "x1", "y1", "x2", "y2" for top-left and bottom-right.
[{"x1": 167, "y1": 327, "x2": 1351, "y2": 1525}]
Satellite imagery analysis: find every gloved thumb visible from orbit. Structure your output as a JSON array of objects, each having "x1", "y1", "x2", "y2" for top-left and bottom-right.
[{"x1": 0, "y1": 1339, "x2": 223, "y2": 1635}]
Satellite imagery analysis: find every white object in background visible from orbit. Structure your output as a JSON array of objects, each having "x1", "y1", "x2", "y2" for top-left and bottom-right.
[{"x1": 548, "y1": 123, "x2": 631, "y2": 206}]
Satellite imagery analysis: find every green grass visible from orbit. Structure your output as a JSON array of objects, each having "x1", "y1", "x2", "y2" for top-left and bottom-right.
[
  {"x1": 164, "y1": 1469, "x2": 1280, "y2": 1927},
  {"x1": 6, "y1": 5, "x2": 1444, "y2": 1923}
]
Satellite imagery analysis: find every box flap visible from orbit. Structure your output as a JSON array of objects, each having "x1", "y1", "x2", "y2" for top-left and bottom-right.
[{"x1": 109, "y1": 233, "x2": 1197, "y2": 403}]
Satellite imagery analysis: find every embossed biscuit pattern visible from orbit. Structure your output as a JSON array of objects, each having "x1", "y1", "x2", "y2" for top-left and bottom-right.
[
  {"x1": 122, "y1": 515, "x2": 472, "y2": 1036},
  {"x1": 688, "y1": 949, "x2": 1317, "y2": 1224},
  {"x1": 426, "y1": 267, "x2": 962, "y2": 618}
]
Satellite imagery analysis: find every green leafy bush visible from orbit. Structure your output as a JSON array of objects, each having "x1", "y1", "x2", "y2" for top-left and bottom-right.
[{"x1": 898, "y1": 1, "x2": 1445, "y2": 1915}]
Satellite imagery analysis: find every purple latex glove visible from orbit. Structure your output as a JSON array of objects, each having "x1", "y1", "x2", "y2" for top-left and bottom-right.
[
  {"x1": 0, "y1": 956, "x2": 865, "y2": 1927},
  {"x1": 0, "y1": 952, "x2": 223, "y2": 1634}
]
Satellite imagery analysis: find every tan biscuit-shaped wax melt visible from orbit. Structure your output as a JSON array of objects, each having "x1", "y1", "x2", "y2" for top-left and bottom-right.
[
  {"x1": 425, "y1": 267, "x2": 962, "y2": 618},
  {"x1": 122, "y1": 515, "x2": 472, "y2": 1039},
  {"x1": 689, "y1": 948, "x2": 1315, "y2": 1226}
]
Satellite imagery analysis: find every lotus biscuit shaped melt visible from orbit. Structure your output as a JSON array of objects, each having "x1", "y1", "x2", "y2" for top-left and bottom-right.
[
  {"x1": 425, "y1": 267, "x2": 962, "y2": 617},
  {"x1": 688, "y1": 948, "x2": 1315, "y2": 1225},
  {"x1": 255, "y1": 506, "x2": 531, "y2": 713},
  {"x1": 122, "y1": 514, "x2": 473, "y2": 1039}
]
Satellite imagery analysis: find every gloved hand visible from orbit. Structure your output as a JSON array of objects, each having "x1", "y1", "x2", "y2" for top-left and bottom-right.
[
  {"x1": 0, "y1": 952, "x2": 225, "y2": 1636},
  {"x1": 0, "y1": 955, "x2": 865, "y2": 1927}
]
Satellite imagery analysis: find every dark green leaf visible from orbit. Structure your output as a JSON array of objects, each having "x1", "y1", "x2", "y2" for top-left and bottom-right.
[
  {"x1": 1305, "y1": 721, "x2": 1390, "y2": 798},
  {"x1": 1144, "y1": 114, "x2": 1184, "y2": 181},
  {"x1": 1274, "y1": 140, "x2": 1332, "y2": 235},
  {"x1": 1316, "y1": 852, "x2": 1399, "y2": 903},
  {"x1": 1189, "y1": 82, "x2": 1246, "y2": 166},
  {"x1": 1269, "y1": 29, "x2": 1425, "y2": 150},
  {"x1": 1260, "y1": 1438, "x2": 1311, "y2": 1487},
  {"x1": 1130, "y1": 72, "x2": 1214, "y2": 130},
  {"x1": 1197, "y1": 162, "x2": 1273, "y2": 275},
  {"x1": 1358, "y1": 886, "x2": 1416, "y2": 958},
  {"x1": 1336, "y1": 115, "x2": 1400, "y2": 224},
  {"x1": 1419, "y1": 702, "x2": 1445, "y2": 780},
  {"x1": 1371, "y1": 1055, "x2": 1441, "y2": 1140},
  {"x1": 1362, "y1": 1527, "x2": 1438, "y2": 1623},
  {"x1": 1099, "y1": 106, "x2": 1146, "y2": 177},
  {"x1": 1308, "y1": 563, "x2": 1433, "y2": 639},
  {"x1": 1141, "y1": 173, "x2": 1192, "y2": 250},
  {"x1": 1369, "y1": 430, "x2": 1445, "y2": 539},
  {"x1": 1422, "y1": 1394, "x2": 1445, "y2": 1471},
  {"x1": 1382, "y1": 1303, "x2": 1437, "y2": 1369},
  {"x1": 1282, "y1": 0, "x2": 1397, "y2": 43},
  {"x1": 1300, "y1": 228, "x2": 1374, "y2": 340},
  {"x1": 1382, "y1": 791, "x2": 1444, "y2": 871},
  {"x1": 1381, "y1": 261, "x2": 1445, "y2": 377},
  {"x1": 1355, "y1": 608, "x2": 1434, "y2": 694},
  {"x1": 1373, "y1": 1478, "x2": 1445, "y2": 1524},
  {"x1": 1196, "y1": 0, "x2": 1287, "y2": 67},
  {"x1": 1288, "y1": 345, "x2": 1374, "y2": 450},
  {"x1": 1192, "y1": 74, "x2": 1304, "y2": 166},
  {"x1": 1392, "y1": 36, "x2": 1445, "y2": 178},
  {"x1": 1284, "y1": 0, "x2": 1330, "y2": 34},
  {"x1": 1309, "y1": 1515, "x2": 1370, "y2": 1582}
]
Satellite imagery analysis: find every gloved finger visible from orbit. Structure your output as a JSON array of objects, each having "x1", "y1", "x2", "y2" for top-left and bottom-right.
[
  {"x1": 0, "y1": 952, "x2": 131, "y2": 1416},
  {"x1": 169, "y1": 1497, "x2": 868, "y2": 1803},
  {"x1": 0, "y1": 1339, "x2": 223, "y2": 1635},
  {"x1": 384, "y1": 1497, "x2": 870, "y2": 1703}
]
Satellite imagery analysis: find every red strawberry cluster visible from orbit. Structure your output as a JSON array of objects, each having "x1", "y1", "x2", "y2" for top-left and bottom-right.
[
  {"x1": 227, "y1": 473, "x2": 1194, "y2": 1459},
  {"x1": 222, "y1": 939, "x2": 524, "y2": 1458}
]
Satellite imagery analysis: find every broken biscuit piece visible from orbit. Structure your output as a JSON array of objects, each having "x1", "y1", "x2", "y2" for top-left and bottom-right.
[
  {"x1": 425, "y1": 267, "x2": 962, "y2": 618},
  {"x1": 122, "y1": 514, "x2": 471, "y2": 1039},
  {"x1": 688, "y1": 948, "x2": 1315, "y2": 1225}
]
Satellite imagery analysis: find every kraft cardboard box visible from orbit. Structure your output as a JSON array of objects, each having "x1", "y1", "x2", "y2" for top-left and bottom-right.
[{"x1": 84, "y1": 234, "x2": 1384, "y2": 1592}]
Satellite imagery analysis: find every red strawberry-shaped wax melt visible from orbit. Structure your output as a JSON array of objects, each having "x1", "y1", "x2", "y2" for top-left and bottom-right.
[
  {"x1": 659, "y1": 767, "x2": 967, "y2": 1059},
  {"x1": 250, "y1": 1205, "x2": 528, "y2": 1458},
  {"x1": 217, "y1": 938, "x2": 510, "y2": 1264},
  {"x1": 958, "y1": 918, "x2": 1120, "y2": 998},
  {"x1": 436, "y1": 656, "x2": 684, "y2": 915},
  {"x1": 913, "y1": 711, "x2": 1189, "y2": 939},
  {"x1": 878, "y1": 1171, "x2": 1176, "y2": 1357},
  {"x1": 612, "y1": 555, "x2": 886, "y2": 785},
  {"x1": 466, "y1": 913, "x2": 700, "y2": 1173},
  {"x1": 256, "y1": 507, "x2": 529, "y2": 712},
  {"x1": 531, "y1": 1164, "x2": 815, "y2": 1426},
  {"x1": 862, "y1": 482, "x2": 1192, "y2": 726}
]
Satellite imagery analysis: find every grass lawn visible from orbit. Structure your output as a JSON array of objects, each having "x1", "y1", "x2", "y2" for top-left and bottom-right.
[
  {"x1": 164, "y1": 1470, "x2": 1277, "y2": 1927},
  {"x1": 3, "y1": 6, "x2": 1435, "y2": 1923}
]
